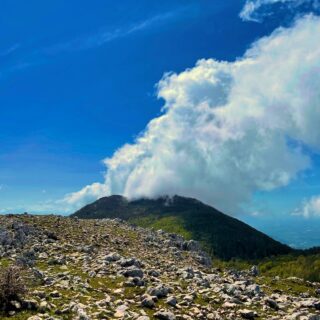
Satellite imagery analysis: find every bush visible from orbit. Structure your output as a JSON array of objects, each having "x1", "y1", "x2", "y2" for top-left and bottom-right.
[{"x1": 0, "y1": 266, "x2": 27, "y2": 311}]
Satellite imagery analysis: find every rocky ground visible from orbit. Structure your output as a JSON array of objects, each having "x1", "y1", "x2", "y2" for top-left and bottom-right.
[{"x1": 0, "y1": 214, "x2": 319, "y2": 320}]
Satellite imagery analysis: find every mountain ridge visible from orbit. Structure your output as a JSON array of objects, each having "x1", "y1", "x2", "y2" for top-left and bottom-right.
[{"x1": 72, "y1": 195, "x2": 292, "y2": 260}]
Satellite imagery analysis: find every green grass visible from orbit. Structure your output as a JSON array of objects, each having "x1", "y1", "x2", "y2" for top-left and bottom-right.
[
  {"x1": 129, "y1": 215, "x2": 193, "y2": 240},
  {"x1": 214, "y1": 253, "x2": 320, "y2": 282},
  {"x1": 0, "y1": 311, "x2": 38, "y2": 320},
  {"x1": 0, "y1": 258, "x2": 12, "y2": 268},
  {"x1": 256, "y1": 276, "x2": 314, "y2": 296},
  {"x1": 259, "y1": 254, "x2": 320, "y2": 282}
]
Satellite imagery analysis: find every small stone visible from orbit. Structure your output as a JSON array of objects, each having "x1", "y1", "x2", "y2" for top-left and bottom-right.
[
  {"x1": 123, "y1": 266, "x2": 144, "y2": 278},
  {"x1": 141, "y1": 295, "x2": 155, "y2": 308},
  {"x1": 239, "y1": 309, "x2": 257, "y2": 319},
  {"x1": 148, "y1": 284, "x2": 171, "y2": 298},
  {"x1": 154, "y1": 311, "x2": 176, "y2": 320},
  {"x1": 166, "y1": 296, "x2": 177, "y2": 307},
  {"x1": 265, "y1": 298, "x2": 279, "y2": 310},
  {"x1": 250, "y1": 265, "x2": 259, "y2": 276},
  {"x1": 148, "y1": 269, "x2": 160, "y2": 277},
  {"x1": 105, "y1": 252, "x2": 122, "y2": 262},
  {"x1": 39, "y1": 301, "x2": 49, "y2": 313},
  {"x1": 50, "y1": 290, "x2": 60, "y2": 298},
  {"x1": 114, "y1": 304, "x2": 128, "y2": 318},
  {"x1": 10, "y1": 300, "x2": 21, "y2": 309},
  {"x1": 222, "y1": 301, "x2": 237, "y2": 308}
]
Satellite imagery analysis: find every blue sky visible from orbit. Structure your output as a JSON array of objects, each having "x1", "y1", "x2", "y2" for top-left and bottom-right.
[
  {"x1": 1, "y1": 0, "x2": 320, "y2": 247},
  {"x1": 0, "y1": 0, "x2": 267, "y2": 207}
]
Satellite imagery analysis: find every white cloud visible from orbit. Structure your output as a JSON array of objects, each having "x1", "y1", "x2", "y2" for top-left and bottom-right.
[
  {"x1": 240, "y1": 0, "x2": 320, "y2": 22},
  {"x1": 63, "y1": 183, "x2": 109, "y2": 209},
  {"x1": 0, "y1": 10, "x2": 184, "y2": 80},
  {"x1": 0, "y1": 43, "x2": 20, "y2": 57},
  {"x1": 293, "y1": 195, "x2": 320, "y2": 217},
  {"x1": 65, "y1": 15, "x2": 320, "y2": 214},
  {"x1": 42, "y1": 11, "x2": 182, "y2": 55}
]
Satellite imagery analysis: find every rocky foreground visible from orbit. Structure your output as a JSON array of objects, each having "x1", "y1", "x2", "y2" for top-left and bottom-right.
[{"x1": 0, "y1": 215, "x2": 319, "y2": 320}]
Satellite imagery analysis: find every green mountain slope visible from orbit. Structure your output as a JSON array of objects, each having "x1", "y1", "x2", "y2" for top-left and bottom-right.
[{"x1": 72, "y1": 195, "x2": 292, "y2": 260}]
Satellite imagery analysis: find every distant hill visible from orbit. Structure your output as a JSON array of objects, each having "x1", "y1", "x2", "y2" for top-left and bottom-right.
[{"x1": 72, "y1": 195, "x2": 292, "y2": 260}]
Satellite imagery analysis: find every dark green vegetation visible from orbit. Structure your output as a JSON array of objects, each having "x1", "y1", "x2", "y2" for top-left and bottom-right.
[
  {"x1": 215, "y1": 251, "x2": 320, "y2": 282},
  {"x1": 72, "y1": 195, "x2": 292, "y2": 260}
]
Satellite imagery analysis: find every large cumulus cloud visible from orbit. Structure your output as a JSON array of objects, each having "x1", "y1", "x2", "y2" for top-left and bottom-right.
[{"x1": 65, "y1": 15, "x2": 320, "y2": 214}]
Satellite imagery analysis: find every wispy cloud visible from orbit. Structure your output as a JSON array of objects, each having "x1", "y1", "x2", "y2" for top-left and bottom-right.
[
  {"x1": 0, "y1": 43, "x2": 20, "y2": 57},
  {"x1": 41, "y1": 11, "x2": 180, "y2": 55},
  {"x1": 0, "y1": 10, "x2": 183, "y2": 79}
]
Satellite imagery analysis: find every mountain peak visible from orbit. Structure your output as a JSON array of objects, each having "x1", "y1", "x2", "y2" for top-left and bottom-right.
[{"x1": 72, "y1": 195, "x2": 292, "y2": 260}]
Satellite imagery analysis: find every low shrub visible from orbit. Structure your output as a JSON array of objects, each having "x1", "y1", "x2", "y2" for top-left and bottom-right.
[{"x1": 0, "y1": 266, "x2": 27, "y2": 311}]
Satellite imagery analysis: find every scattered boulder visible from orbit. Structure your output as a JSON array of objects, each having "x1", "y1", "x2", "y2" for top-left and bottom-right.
[
  {"x1": 239, "y1": 309, "x2": 258, "y2": 319},
  {"x1": 148, "y1": 284, "x2": 171, "y2": 298},
  {"x1": 266, "y1": 298, "x2": 279, "y2": 310},
  {"x1": 105, "y1": 252, "x2": 122, "y2": 262},
  {"x1": 122, "y1": 266, "x2": 144, "y2": 278},
  {"x1": 154, "y1": 310, "x2": 176, "y2": 320}
]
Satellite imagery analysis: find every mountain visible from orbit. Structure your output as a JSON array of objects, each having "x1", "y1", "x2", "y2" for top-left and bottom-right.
[{"x1": 72, "y1": 195, "x2": 292, "y2": 260}]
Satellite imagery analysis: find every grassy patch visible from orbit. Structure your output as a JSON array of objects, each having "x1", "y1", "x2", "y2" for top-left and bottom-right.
[
  {"x1": 130, "y1": 215, "x2": 192, "y2": 240},
  {"x1": 214, "y1": 253, "x2": 320, "y2": 283},
  {"x1": 0, "y1": 311, "x2": 37, "y2": 320},
  {"x1": 257, "y1": 276, "x2": 313, "y2": 296},
  {"x1": 258, "y1": 254, "x2": 320, "y2": 282},
  {"x1": 0, "y1": 258, "x2": 11, "y2": 268}
]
